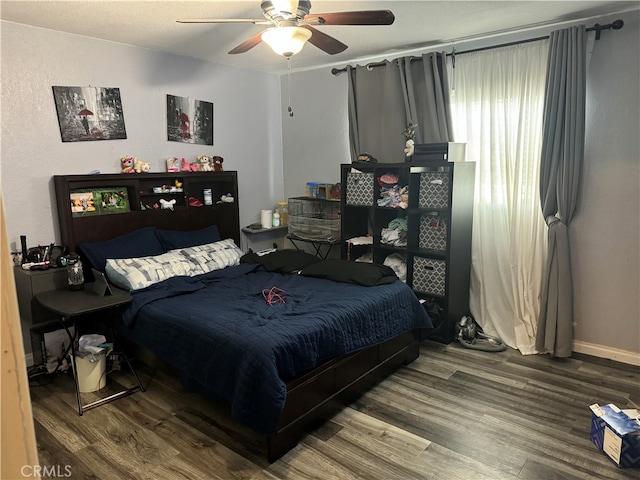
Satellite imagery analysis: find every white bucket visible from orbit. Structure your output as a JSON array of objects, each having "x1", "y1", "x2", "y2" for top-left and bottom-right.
[{"x1": 73, "y1": 354, "x2": 107, "y2": 393}]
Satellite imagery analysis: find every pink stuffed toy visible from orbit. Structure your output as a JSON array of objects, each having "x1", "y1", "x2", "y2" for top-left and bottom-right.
[
  {"x1": 180, "y1": 157, "x2": 191, "y2": 172},
  {"x1": 121, "y1": 156, "x2": 135, "y2": 174}
]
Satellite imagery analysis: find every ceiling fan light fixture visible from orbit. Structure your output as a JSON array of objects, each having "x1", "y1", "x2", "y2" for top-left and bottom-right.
[{"x1": 261, "y1": 26, "x2": 311, "y2": 57}]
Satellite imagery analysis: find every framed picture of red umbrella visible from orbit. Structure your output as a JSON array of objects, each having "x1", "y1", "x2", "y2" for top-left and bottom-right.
[
  {"x1": 166, "y1": 94, "x2": 213, "y2": 145},
  {"x1": 52, "y1": 86, "x2": 127, "y2": 142}
]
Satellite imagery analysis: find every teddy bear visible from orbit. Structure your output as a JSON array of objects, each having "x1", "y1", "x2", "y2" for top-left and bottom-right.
[
  {"x1": 213, "y1": 156, "x2": 224, "y2": 172},
  {"x1": 121, "y1": 156, "x2": 136, "y2": 174}
]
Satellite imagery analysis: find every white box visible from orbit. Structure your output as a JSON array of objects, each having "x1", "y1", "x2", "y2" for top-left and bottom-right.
[{"x1": 31, "y1": 324, "x2": 75, "y2": 366}]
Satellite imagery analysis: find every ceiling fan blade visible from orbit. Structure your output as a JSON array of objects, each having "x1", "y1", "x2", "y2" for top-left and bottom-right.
[
  {"x1": 301, "y1": 25, "x2": 347, "y2": 55},
  {"x1": 304, "y1": 10, "x2": 395, "y2": 26},
  {"x1": 228, "y1": 31, "x2": 265, "y2": 54},
  {"x1": 177, "y1": 18, "x2": 269, "y2": 24}
]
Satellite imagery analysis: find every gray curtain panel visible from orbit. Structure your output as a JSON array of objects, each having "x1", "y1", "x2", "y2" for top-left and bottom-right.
[
  {"x1": 347, "y1": 66, "x2": 360, "y2": 162},
  {"x1": 536, "y1": 25, "x2": 587, "y2": 357},
  {"x1": 398, "y1": 53, "x2": 454, "y2": 143},
  {"x1": 347, "y1": 52, "x2": 453, "y2": 163},
  {"x1": 347, "y1": 61, "x2": 406, "y2": 163}
]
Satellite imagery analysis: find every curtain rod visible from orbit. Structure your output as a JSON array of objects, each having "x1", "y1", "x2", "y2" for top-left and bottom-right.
[{"x1": 331, "y1": 19, "x2": 624, "y2": 76}]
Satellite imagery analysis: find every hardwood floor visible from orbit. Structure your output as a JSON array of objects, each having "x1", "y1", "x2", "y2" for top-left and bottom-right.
[{"x1": 29, "y1": 341, "x2": 640, "y2": 479}]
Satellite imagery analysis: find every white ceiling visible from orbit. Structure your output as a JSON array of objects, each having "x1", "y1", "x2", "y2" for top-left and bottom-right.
[{"x1": 1, "y1": 1, "x2": 637, "y2": 74}]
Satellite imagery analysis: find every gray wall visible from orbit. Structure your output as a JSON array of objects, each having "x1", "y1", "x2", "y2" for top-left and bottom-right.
[
  {"x1": 573, "y1": 11, "x2": 639, "y2": 360},
  {"x1": 280, "y1": 69, "x2": 349, "y2": 200},
  {"x1": 281, "y1": 12, "x2": 640, "y2": 362},
  {"x1": 0, "y1": 21, "x2": 285, "y2": 254}
]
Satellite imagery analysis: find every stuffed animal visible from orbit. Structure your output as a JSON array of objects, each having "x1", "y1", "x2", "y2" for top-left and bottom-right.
[
  {"x1": 402, "y1": 122, "x2": 418, "y2": 159},
  {"x1": 134, "y1": 159, "x2": 150, "y2": 173},
  {"x1": 121, "y1": 156, "x2": 136, "y2": 174},
  {"x1": 197, "y1": 155, "x2": 213, "y2": 172},
  {"x1": 213, "y1": 156, "x2": 224, "y2": 172},
  {"x1": 404, "y1": 139, "x2": 415, "y2": 158},
  {"x1": 159, "y1": 198, "x2": 176, "y2": 210},
  {"x1": 180, "y1": 157, "x2": 192, "y2": 172}
]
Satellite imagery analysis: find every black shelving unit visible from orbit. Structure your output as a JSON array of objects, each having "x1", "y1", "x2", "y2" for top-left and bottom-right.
[
  {"x1": 53, "y1": 172, "x2": 240, "y2": 256},
  {"x1": 340, "y1": 159, "x2": 475, "y2": 343}
]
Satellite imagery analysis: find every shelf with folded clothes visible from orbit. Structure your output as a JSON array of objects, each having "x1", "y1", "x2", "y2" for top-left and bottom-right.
[
  {"x1": 340, "y1": 160, "x2": 475, "y2": 344},
  {"x1": 376, "y1": 170, "x2": 409, "y2": 209}
]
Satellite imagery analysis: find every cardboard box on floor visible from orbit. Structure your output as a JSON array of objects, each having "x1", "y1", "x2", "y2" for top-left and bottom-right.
[{"x1": 589, "y1": 403, "x2": 640, "y2": 468}]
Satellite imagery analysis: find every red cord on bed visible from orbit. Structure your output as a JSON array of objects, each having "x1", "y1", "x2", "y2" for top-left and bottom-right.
[{"x1": 262, "y1": 286, "x2": 286, "y2": 305}]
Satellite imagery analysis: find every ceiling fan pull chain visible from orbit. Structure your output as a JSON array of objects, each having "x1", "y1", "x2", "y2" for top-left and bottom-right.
[{"x1": 287, "y1": 57, "x2": 294, "y2": 117}]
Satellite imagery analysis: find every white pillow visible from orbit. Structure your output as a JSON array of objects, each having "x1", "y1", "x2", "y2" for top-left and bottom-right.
[{"x1": 106, "y1": 238, "x2": 243, "y2": 290}]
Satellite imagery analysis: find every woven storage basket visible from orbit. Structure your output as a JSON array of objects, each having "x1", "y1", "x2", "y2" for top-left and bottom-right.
[
  {"x1": 418, "y1": 171, "x2": 450, "y2": 209},
  {"x1": 346, "y1": 172, "x2": 374, "y2": 206},
  {"x1": 419, "y1": 214, "x2": 447, "y2": 252},
  {"x1": 412, "y1": 256, "x2": 446, "y2": 296}
]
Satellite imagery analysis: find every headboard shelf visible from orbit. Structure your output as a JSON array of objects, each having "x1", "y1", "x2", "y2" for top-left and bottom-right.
[{"x1": 54, "y1": 172, "x2": 240, "y2": 257}]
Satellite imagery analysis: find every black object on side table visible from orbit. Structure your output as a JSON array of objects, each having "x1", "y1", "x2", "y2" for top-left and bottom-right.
[{"x1": 35, "y1": 285, "x2": 144, "y2": 415}]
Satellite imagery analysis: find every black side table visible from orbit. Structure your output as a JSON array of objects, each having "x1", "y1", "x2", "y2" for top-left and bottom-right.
[
  {"x1": 287, "y1": 234, "x2": 339, "y2": 259},
  {"x1": 35, "y1": 285, "x2": 144, "y2": 415}
]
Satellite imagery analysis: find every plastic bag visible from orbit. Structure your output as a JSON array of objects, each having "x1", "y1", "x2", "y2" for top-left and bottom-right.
[{"x1": 77, "y1": 334, "x2": 112, "y2": 361}]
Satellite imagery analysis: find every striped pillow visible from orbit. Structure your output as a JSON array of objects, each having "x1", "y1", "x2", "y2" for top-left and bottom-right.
[{"x1": 105, "y1": 239, "x2": 242, "y2": 290}]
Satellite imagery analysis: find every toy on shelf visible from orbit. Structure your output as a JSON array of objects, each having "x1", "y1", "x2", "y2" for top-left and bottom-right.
[
  {"x1": 159, "y1": 198, "x2": 176, "y2": 210},
  {"x1": 168, "y1": 156, "x2": 224, "y2": 173},
  {"x1": 167, "y1": 157, "x2": 180, "y2": 172},
  {"x1": 402, "y1": 122, "x2": 418, "y2": 160},
  {"x1": 134, "y1": 158, "x2": 151, "y2": 173},
  {"x1": 180, "y1": 157, "x2": 192, "y2": 172},
  {"x1": 197, "y1": 155, "x2": 213, "y2": 171},
  {"x1": 152, "y1": 184, "x2": 182, "y2": 194},
  {"x1": 121, "y1": 156, "x2": 136, "y2": 174}
]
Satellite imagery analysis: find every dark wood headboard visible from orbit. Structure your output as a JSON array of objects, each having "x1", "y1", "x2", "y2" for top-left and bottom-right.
[{"x1": 53, "y1": 172, "x2": 240, "y2": 261}]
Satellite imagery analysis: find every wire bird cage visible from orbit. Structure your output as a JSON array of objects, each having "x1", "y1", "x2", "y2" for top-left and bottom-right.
[{"x1": 287, "y1": 197, "x2": 341, "y2": 242}]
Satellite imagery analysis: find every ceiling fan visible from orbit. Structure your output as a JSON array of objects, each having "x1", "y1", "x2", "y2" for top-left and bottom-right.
[{"x1": 177, "y1": 0, "x2": 395, "y2": 57}]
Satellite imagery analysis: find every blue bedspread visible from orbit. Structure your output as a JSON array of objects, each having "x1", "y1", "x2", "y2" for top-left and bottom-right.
[{"x1": 117, "y1": 263, "x2": 431, "y2": 434}]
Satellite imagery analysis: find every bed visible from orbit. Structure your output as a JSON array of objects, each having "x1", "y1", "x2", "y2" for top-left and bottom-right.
[{"x1": 53, "y1": 173, "x2": 432, "y2": 461}]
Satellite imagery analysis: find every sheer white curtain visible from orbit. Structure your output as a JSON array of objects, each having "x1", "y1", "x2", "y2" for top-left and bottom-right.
[{"x1": 449, "y1": 41, "x2": 549, "y2": 354}]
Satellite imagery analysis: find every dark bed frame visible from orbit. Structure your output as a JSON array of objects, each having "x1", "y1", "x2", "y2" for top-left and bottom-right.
[{"x1": 53, "y1": 173, "x2": 422, "y2": 462}]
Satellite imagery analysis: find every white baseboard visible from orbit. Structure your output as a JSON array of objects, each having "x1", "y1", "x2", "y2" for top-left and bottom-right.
[{"x1": 574, "y1": 341, "x2": 640, "y2": 366}]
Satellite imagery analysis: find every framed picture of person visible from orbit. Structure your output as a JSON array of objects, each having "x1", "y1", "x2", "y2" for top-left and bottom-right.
[
  {"x1": 52, "y1": 86, "x2": 127, "y2": 142},
  {"x1": 166, "y1": 94, "x2": 213, "y2": 145}
]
